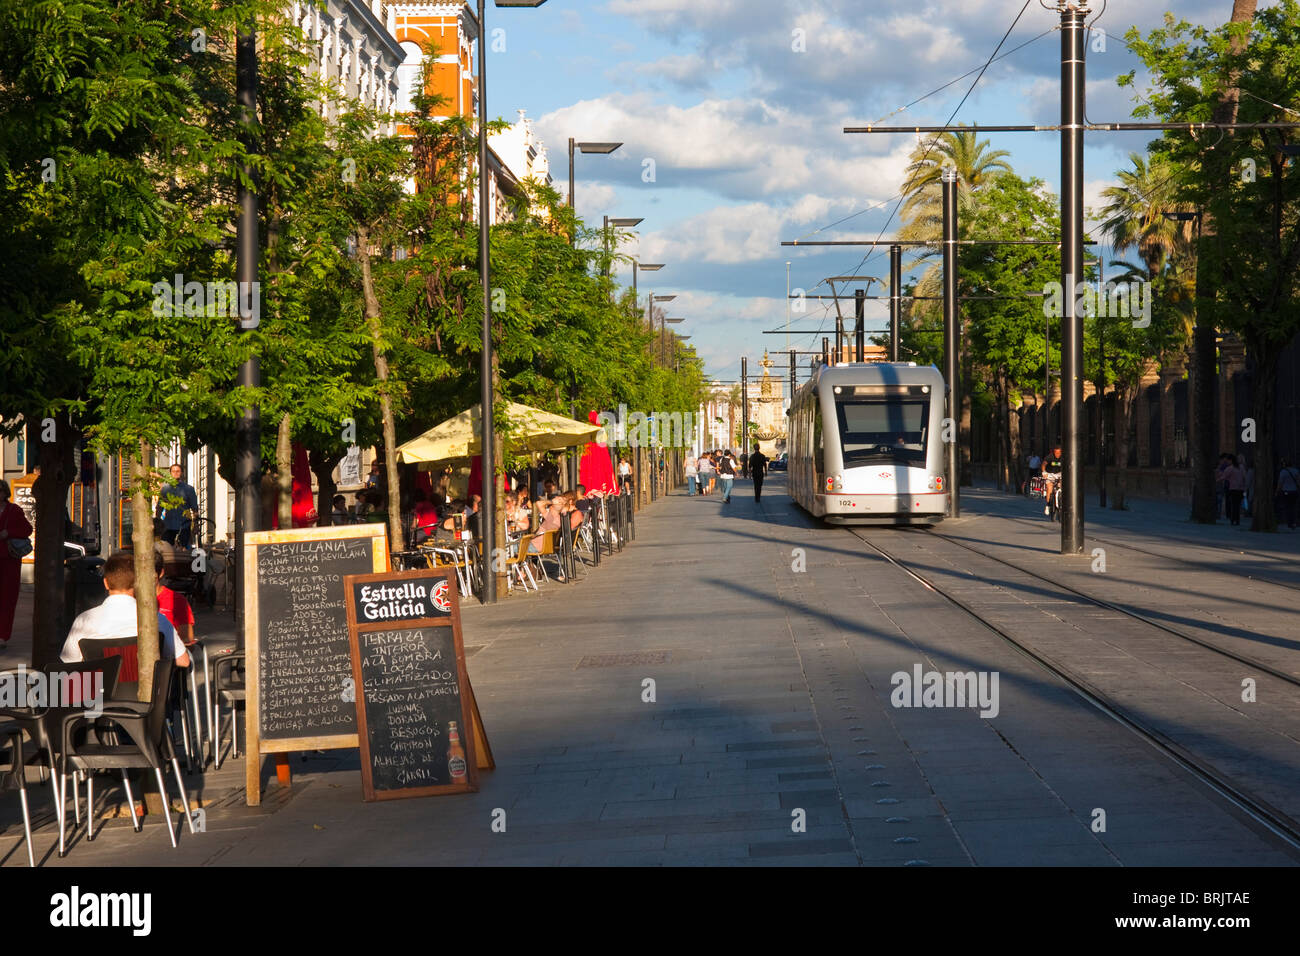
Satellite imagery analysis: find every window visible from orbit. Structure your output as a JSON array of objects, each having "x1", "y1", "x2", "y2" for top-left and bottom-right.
[{"x1": 835, "y1": 399, "x2": 928, "y2": 467}]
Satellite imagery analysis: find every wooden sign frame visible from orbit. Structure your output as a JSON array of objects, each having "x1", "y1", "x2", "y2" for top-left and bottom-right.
[
  {"x1": 244, "y1": 523, "x2": 388, "y2": 806},
  {"x1": 344, "y1": 567, "x2": 481, "y2": 801}
]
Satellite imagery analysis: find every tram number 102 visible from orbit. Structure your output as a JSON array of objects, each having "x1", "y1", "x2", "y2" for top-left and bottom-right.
[{"x1": 837, "y1": 498, "x2": 856, "y2": 507}]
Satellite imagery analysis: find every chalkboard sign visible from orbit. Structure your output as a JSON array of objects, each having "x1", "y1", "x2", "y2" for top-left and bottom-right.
[
  {"x1": 243, "y1": 524, "x2": 388, "y2": 806},
  {"x1": 344, "y1": 568, "x2": 478, "y2": 801}
]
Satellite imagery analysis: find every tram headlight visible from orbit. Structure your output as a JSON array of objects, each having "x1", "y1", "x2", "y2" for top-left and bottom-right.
[{"x1": 928, "y1": 475, "x2": 944, "y2": 491}]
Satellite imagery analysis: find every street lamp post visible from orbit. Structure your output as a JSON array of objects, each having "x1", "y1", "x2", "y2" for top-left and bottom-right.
[
  {"x1": 633, "y1": 261, "x2": 664, "y2": 304},
  {"x1": 603, "y1": 215, "x2": 643, "y2": 280},
  {"x1": 568, "y1": 139, "x2": 622, "y2": 209},
  {"x1": 478, "y1": 0, "x2": 549, "y2": 605},
  {"x1": 646, "y1": 293, "x2": 675, "y2": 353},
  {"x1": 663, "y1": 316, "x2": 685, "y2": 365}
]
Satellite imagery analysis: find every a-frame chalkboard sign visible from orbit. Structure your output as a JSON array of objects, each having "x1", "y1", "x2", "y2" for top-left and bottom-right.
[
  {"x1": 243, "y1": 524, "x2": 389, "y2": 806},
  {"x1": 344, "y1": 567, "x2": 484, "y2": 800}
]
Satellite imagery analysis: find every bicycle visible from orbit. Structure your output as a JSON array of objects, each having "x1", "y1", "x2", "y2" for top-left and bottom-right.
[{"x1": 1028, "y1": 477, "x2": 1062, "y2": 522}]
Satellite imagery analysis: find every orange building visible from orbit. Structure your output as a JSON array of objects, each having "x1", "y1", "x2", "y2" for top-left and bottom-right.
[{"x1": 388, "y1": 2, "x2": 476, "y2": 123}]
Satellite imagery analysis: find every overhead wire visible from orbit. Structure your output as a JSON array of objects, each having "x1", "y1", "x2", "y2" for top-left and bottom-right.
[{"x1": 805, "y1": 0, "x2": 1038, "y2": 350}]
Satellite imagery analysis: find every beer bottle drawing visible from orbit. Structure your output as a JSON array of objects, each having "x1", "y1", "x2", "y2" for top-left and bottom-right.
[{"x1": 447, "y1": 720, "x2": 468, "y2": 782}]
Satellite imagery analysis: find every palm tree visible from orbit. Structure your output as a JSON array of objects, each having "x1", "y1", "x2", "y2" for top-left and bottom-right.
[
  {"x1": 897, "y1": 128, "x2": 1013, "y2": 242},
  {"x1": 1097, "y1": 152, "x2": 1193, "y2": 279}
]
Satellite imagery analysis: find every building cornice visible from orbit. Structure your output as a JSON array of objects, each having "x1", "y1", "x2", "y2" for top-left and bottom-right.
[{"x1": 343, "y1": 0, "x2": 405, "y2": 62}]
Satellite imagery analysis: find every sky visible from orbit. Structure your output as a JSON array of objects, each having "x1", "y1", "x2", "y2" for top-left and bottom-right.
[{"x1": 483, "y1": 0, "x2": 1273, "y2": 383}]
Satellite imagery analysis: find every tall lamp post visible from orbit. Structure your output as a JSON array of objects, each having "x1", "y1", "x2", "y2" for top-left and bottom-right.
[
  {"x1": 633, "y1": 261, "x2": 664, "y2": 304},
  {"x1": 568, "y1": 140, "x2": 622, "y2": 209},
  {"x1": 234, "y1": 16, "x2": 259, "y2": 651},
  {"x1": 646, "y1": 293, "x2": 675, "y2": 349},
  {"x1": 662, "y1": 316, "x2": 685, "y2": 365},
  {"x1": 478, "y1": 0, "x2": 549, "y2": 605},
  {"x1": 602, "y1": 215, "x2": 643, "y2": 279}
]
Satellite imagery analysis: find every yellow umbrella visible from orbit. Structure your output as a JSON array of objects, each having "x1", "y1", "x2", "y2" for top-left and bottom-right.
[{"x1": 396, "y1": 402, "x2": 606, "y2": 466}]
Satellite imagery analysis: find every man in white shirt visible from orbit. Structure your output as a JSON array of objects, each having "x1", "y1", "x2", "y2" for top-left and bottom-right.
[{"x1": 61, "y1": 552, "x2": 190, "y2": 666}]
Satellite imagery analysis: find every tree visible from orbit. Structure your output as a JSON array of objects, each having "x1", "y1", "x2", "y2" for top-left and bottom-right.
[{"x1": 1124, "y1": 1, "x2": 1300, "y2": 531}]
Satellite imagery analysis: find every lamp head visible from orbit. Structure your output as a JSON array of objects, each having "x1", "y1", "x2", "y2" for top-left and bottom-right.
[{"x1": 577, "y1": 142, "x2": 622, "y2": 154}]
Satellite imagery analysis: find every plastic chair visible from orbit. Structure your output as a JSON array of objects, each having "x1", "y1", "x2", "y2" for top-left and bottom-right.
[
  {"x1": 57, "y1": 658, "x2": 196, "y2": 855},
  {"x1": 0, "y1": 725, "x2": 35, "y2": 866},
  {"x1": 528, "y1": 531, "x2": 559, "y2": 584},
  {"x1": 212, "y1": 653, "x2": 245, "y2": 770},
  {"x1": 505, "y1": 534, "x2": 537, "y2": 593},
  {"x1": 80, "y1": 636, "x2": 198, "y2": 773},
  {"x1": 1, "y1": 657, "x2": 123, "y2": 839}
]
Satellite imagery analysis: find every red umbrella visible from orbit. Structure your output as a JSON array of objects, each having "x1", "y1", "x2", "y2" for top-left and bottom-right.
[{"x1": 579, "y1": 411, "x2": 619, "y2": 494}]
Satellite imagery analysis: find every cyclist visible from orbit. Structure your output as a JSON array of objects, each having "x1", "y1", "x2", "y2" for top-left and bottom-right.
[{"x1": 1041, "y1": 444, "x2": 1063, "y2": 518}]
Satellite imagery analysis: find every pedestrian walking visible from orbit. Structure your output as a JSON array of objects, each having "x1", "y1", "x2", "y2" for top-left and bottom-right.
[
  {"x1": 698, "y1": 453, "x2": 715, "y2": 496},
  {"x1": 0, "y1": 478, "x2": 33, "y2": 644},
  {"x1": 1224, "y1": 456, "x2": 1246, "y2": 526},
  {"x1": 1278, "y1": 458, "x2": 1300, "y2": 530},
  {"x1": 749, "y1": 447, "x2": 768, "y2": 502},
  {"x1": 685, "y1": 455, "x2": 698, "y2": 496},
  {"x1": 719, "y1": 450, "x2": 737, "y2": 503}
]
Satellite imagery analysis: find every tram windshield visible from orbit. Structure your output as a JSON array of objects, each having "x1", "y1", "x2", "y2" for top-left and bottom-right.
[{"x1": 834, "y1": 399, "x2": 928, "y2": 467}]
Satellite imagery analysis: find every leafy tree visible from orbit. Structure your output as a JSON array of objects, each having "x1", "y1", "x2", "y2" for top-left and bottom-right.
[{"x1": 1124, "y1": 0, "x2": 1300, "y2": 530}]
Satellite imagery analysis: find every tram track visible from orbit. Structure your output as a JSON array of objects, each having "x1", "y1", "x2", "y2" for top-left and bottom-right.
[
  {"x1": 918, "y1": 525, "x2": 1300, "y2": 689},
  {"x1": 998, "y1": 506, "x2": 1300, "y2": 594},
  {"x1": 843, "y1": 525, "x2": 1300, "y2": 856}
]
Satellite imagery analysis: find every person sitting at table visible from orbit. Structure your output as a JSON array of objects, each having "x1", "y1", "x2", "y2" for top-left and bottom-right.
[
  {"x1": 155, "y1": 551, "x2": 196, "y2": 648},
  {"x1": 412, "y1": 492, "x2": 439, "y2": 545},
  {"x1": 61, "y1": 551, "x2": 190, "y2": 668},
  {"x1": 528, "y1": 497, "x2": 564, "y2": 552},
  {"x1": 330, "y1": 494, "x2": 350, "y2": 526}
]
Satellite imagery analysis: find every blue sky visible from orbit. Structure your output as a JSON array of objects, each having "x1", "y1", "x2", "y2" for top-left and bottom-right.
[{"x1": 483, "y1": 0, "x2": 1270, "y2": 382}]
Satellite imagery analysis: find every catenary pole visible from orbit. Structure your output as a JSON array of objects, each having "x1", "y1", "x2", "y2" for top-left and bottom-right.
[
  {"x1": 1060, "y1": 1, "x2": 1086, "y2": 553},
  {"x1": 889, "y1": 244, "x2": 902, "y2": 362},
  {"x1": 477, "y1": 0, "x2": 497, "y2": 602},
  {"x1": 942, "y1": 167, "x2": 960, "y2": 519}
]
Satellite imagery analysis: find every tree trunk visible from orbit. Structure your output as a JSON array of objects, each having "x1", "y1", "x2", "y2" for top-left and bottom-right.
[
  {"x1": 276, "y1": 413, "x2": 293, "y2": 531},
  {"x1": 130, "y1": 444, "x2": 159, "y2": 703},
  {"x1": 311, "y1": 449, "x2": 344, "y2": 526},
  {"x1": 357, "y1": 224, "x2": 404, "y2": 552},
  {"x1": 1248, "y1": 342, "x2": 1277, "y2": 532},
  {"x1": 31, "y1": 413, "x2": 78, "y2": 669},
  {"x1": 1112, "y1": 385, "x2": 1137, "y2": 511},
  {"x1": 1189, "y1": 324, "x2": 1218, "y2": 521},
  {"x1": 1192, "y1": 0, "x2": 1257, "y2": 521},
  {"x1": 1007, "y1": 387, "x2": 1023, "y2": 495}
]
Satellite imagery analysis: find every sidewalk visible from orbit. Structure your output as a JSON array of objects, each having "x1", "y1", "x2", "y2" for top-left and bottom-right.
[{"x1": 2, "y1": 479, "x2": 1294, "y2": 867}]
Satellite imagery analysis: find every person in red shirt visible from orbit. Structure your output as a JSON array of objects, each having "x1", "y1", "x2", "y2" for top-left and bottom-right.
[
  {"x1": 155, "y1": 550, "x2": 196, "y2": 647},
  {"x1": 412, "y1": 492, "x2": 440, "y2": 545},
  {"x1": 0, "y1": 479, "x2": 33, "y2": 644}
]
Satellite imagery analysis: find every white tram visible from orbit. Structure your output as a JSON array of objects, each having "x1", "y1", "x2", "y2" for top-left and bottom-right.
[{"x1": 786, "y1": 362, "x2": 948, "y2": 524}]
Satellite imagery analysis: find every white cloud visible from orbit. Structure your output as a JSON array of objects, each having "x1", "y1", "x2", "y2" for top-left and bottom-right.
[{"x1": 537, "y1": 94, "x2": 913, "y2": 202}]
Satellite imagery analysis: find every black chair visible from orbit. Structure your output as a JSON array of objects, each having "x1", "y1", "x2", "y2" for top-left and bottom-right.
[
  {"x1": 79, "y1": 635, "x2": 198, "y2": 771},
  {"x1": 0, "y1": 725, "x2": 34, "y2": 867},
  {"x1": 1, "y1": 657, "x2": 123, "y2": 838},
  {"x1": 212, "y1": 653, "x2": 245, "y2": 770},
  {"x1": 57, "y1": 657, "x2": 196, "y2": 855}
]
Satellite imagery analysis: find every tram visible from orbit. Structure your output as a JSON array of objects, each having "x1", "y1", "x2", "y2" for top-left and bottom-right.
[{"x1": 786, "y1": 362, "x2": 948, "y2": 524}]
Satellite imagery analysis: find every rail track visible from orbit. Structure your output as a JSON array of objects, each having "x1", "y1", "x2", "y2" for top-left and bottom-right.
[{"x1": 844, "y1": 525, "x2": 1300, "y2": 855}]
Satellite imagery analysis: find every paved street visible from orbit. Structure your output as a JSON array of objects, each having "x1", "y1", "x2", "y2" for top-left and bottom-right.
[{"x1": 5, "y1": 478, "x2": 1296, "y2": 867}]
